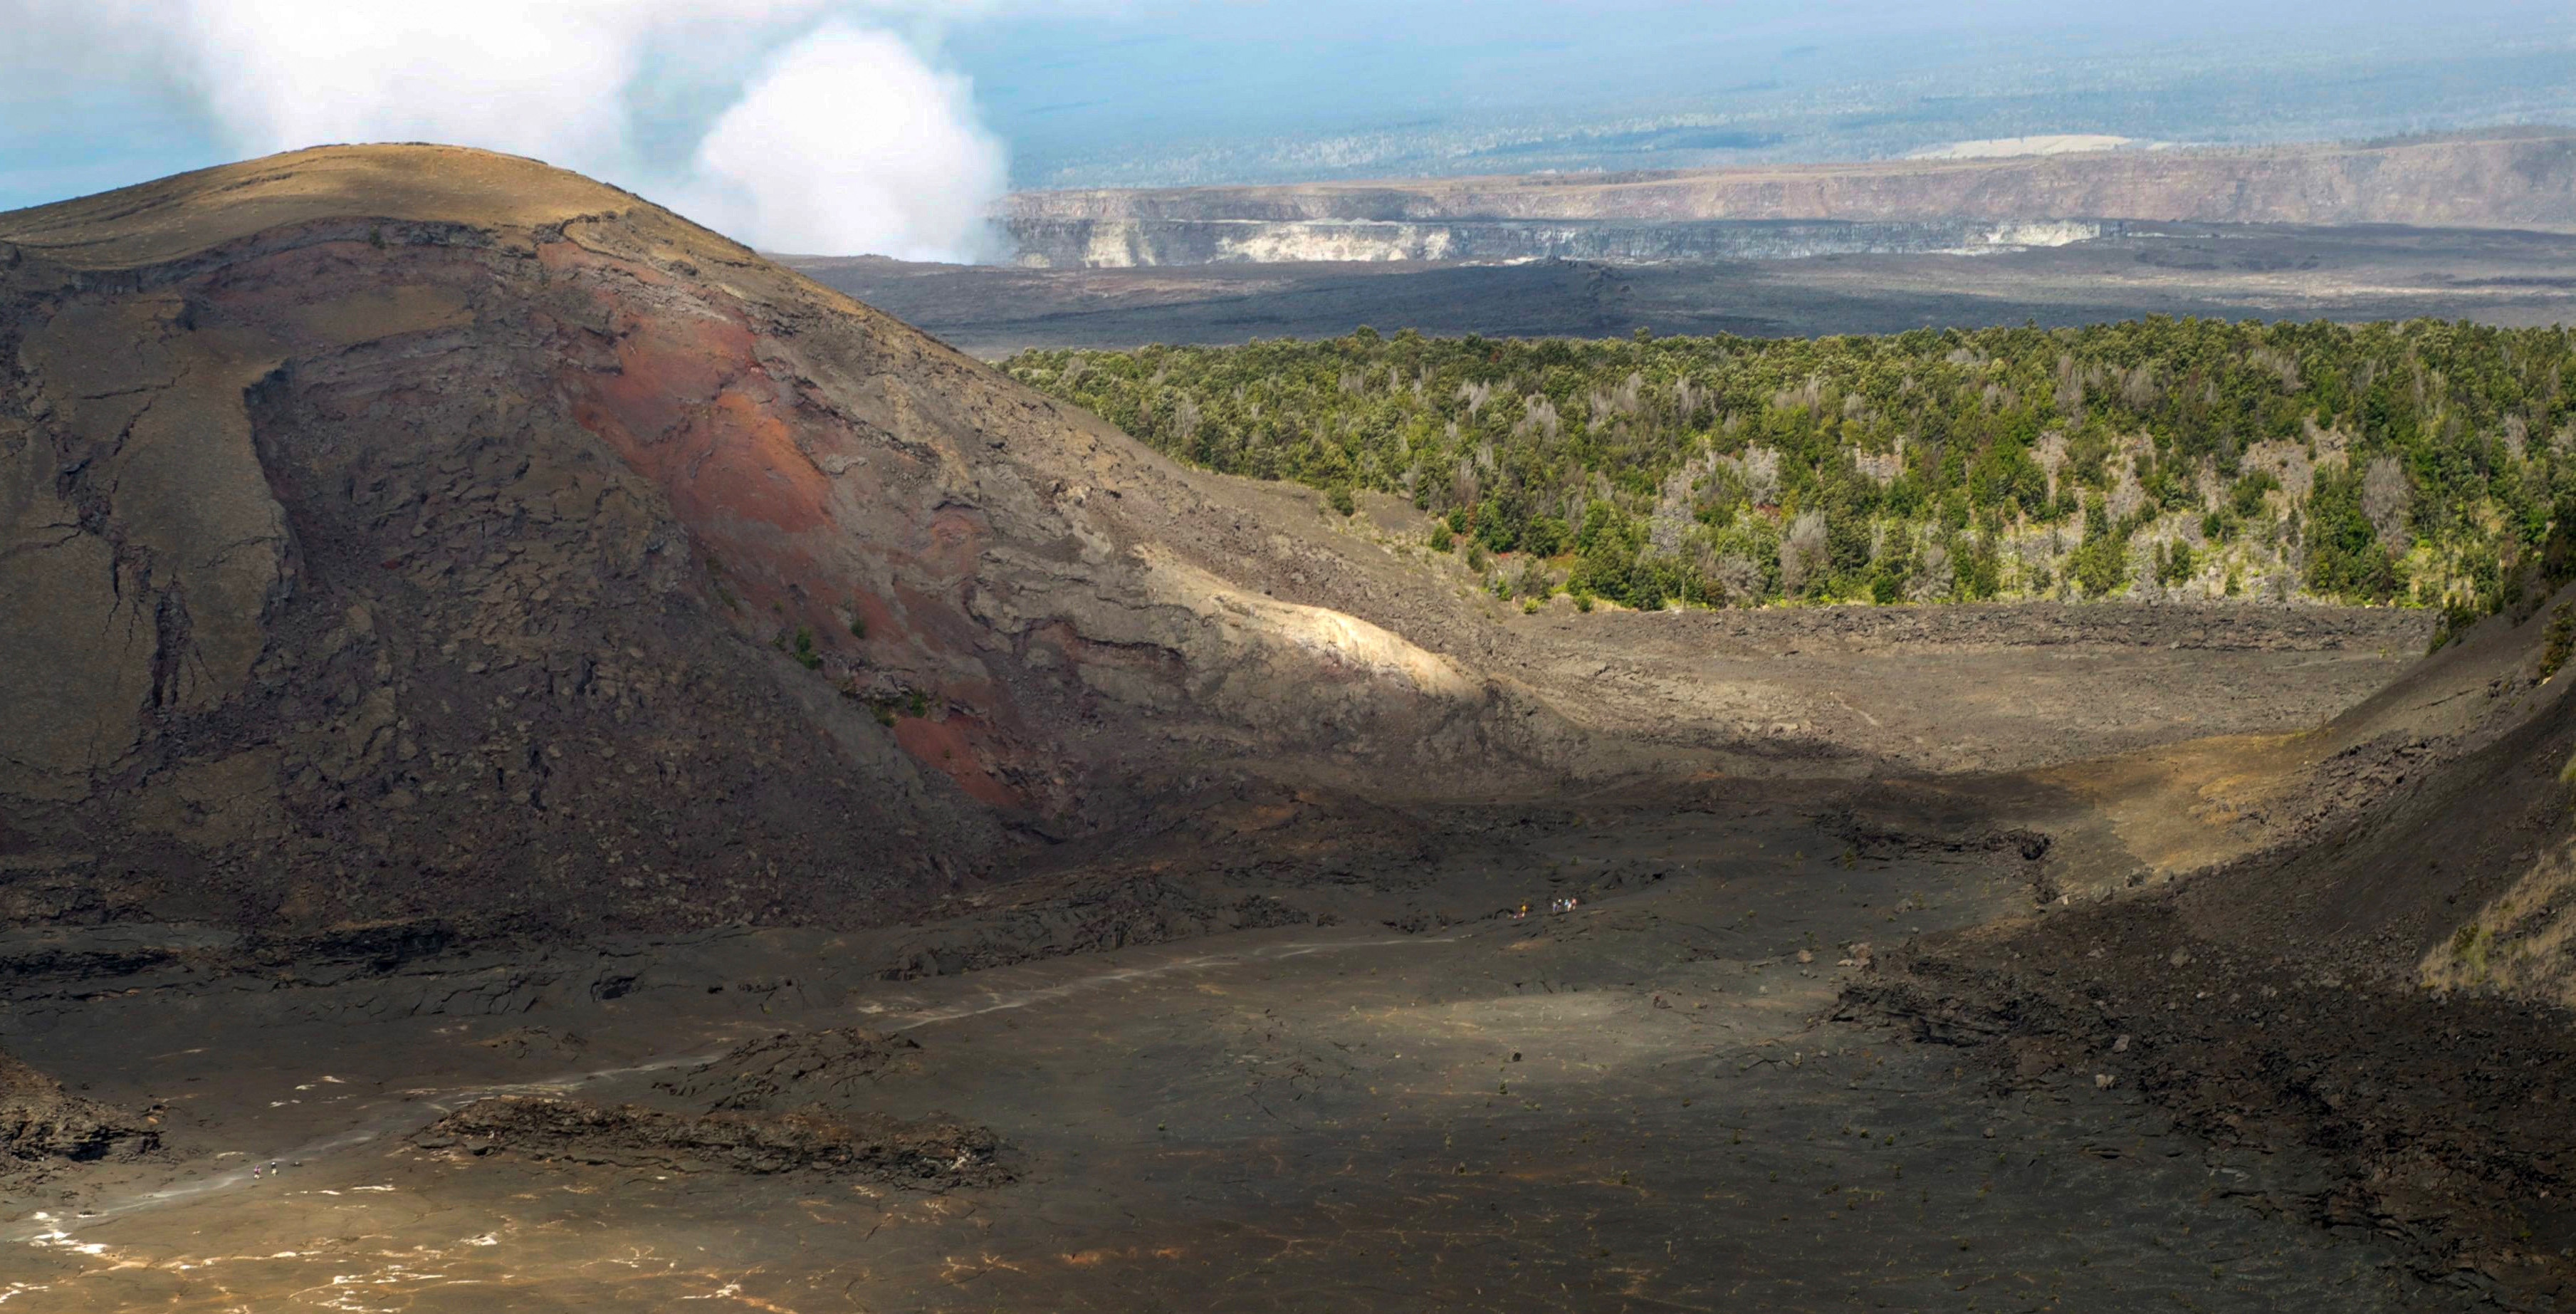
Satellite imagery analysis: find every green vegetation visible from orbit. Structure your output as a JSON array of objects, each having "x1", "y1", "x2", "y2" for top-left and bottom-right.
[
  {"x1": 1005, "y1": 319, "x2": 2576, "y2": 612},
  {"x1": 2543, "y1": 603, "x2": 2576, "y2": 680},
  {"x1": 2449, "y1": 922, "x2": 2491, "y2": 981}
]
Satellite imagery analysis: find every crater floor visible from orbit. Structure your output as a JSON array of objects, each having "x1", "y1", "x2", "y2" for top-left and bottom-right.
[{"x1": 4, "y1": 803, "x2": 2478, "y2": 1312}]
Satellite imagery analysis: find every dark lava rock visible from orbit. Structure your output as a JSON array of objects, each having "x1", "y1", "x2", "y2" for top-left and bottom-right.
[
  {"x1": 0, "y1": 1048, "x2": 159, "y2": 1179},
  {"x1": 656, "y1": 1028, "x2": 921, "y2": 1111},
  {"x1": 414, "y1": 1094, "x2": 1011, "y2": 1187}
]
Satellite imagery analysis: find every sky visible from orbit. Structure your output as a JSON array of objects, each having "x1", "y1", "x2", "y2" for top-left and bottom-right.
[{"x1": 1, "y1": 0, "x2": 2570, "y2": 260}]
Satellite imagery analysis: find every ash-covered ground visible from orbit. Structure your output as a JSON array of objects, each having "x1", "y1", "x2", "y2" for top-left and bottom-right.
[
  {"x1": 14, "y1": 593, "x2": 2568, "y2": 1312},
  {"x1": 0, "y1": 802, "x2": 2488, "y2": 1313}
]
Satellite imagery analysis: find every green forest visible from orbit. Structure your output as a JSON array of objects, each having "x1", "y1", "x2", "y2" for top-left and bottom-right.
[{"x1": 1002, "y1": 320, "x2": 2576, "y2": 620}]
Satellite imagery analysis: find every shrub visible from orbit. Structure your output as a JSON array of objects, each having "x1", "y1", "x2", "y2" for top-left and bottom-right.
[
  {"x1": 2157, "y1": 540, "x2": 2196, "y2": 587},
  {"x1": 1515, "y1": 557, "x2": 1556, "y2": 600},
  {"x1": 2543, "y1": 603, "x2": 2576, "y2": 679},
  {"x1": 2449, "y1": 923, "x2": 2489, "y2": 979},
  {"x1": 2073, "y1": 536, "x2": 2125, "y2": 597},
  {"x1": 2231, "y1": 469, "x2": 2281, "y2": 520},
  {"x1": 2428, "y1": 600, "x2": 2480, "y2": 653}
]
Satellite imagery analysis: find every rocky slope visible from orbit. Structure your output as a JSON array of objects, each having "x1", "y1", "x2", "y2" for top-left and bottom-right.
[
  {"x1": 1842, "y1": 592, "x2": 2576, "y2": 1303},
  {"x1": 1002, "y1": 130, "x2": 2576, "y2": 266},
  {"x1": 655, "y1": 1028, "x2": 921, "y2": 1111},
  {"x1": 0, "y1": 1048, "x2": 159, "y2": 1183},
  {"x1": 0, "y1": 146, "x2": 1638, "y2": 938}
]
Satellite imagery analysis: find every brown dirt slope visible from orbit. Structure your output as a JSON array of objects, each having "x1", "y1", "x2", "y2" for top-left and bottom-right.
[{"x1": 0, "y1": 145, "x2": 1653, "y2": 938}]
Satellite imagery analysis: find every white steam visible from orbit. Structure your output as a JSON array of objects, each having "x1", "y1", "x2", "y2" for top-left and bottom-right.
[
  {"x1": 686, "y1": 24, "x2": 1007, "y2": 260},
  {"x1": 24, "y1": 1, "x2": 1007, "y2": 261}
]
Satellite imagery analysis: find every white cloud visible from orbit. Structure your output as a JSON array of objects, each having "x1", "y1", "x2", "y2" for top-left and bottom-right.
[{"x1": 10, "y1": 0, "x2": 1010, "y2": 260}]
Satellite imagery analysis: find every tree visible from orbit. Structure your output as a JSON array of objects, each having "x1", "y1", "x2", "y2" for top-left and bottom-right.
[
  {"x1": 2361, "y1": 455, "x2": 2412, "y2": 553},
  {"x1": 1002, "y1": 317, "x2": 2576, "y2": 616},
  {"x1": 2305, "y1": 467, "x2": 2400, "y2": 603},
  {"x1": 2072, "y1": 494, "x2": 2127, "y2": 597},
  {"x1": 1779, "y1": 512, "x2": 1828, "y2": 597}
]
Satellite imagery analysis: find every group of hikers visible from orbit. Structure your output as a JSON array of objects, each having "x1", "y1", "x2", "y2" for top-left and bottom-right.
[{"x1": 1510, "y1": 896, "x2": 1581, "y2": 919}]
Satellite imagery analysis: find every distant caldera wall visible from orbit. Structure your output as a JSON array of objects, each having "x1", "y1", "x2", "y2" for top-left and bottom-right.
[
  {"x1": 1005, "y1": 217, "x2": 2113, "y2": 268},
  {"x1": 1000, "y1": 130, "x2": 2576, "y2": 267}
]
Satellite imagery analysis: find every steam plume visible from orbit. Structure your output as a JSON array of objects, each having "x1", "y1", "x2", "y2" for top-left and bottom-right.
[
  {"x1": 18, "y1": 1, "x2": 1007, "y2": 261},
  {"x1": 686, "y1": 24, "x2": 1008, "y2": 260}
]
